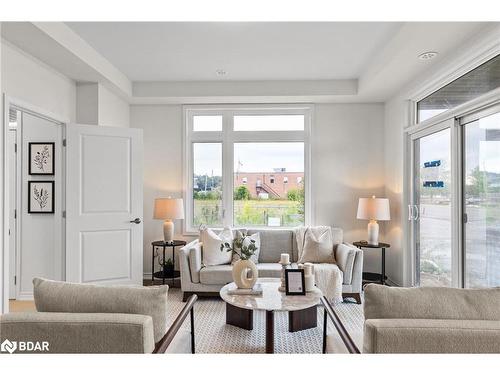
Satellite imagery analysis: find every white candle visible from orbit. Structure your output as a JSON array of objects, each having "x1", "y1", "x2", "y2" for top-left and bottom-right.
[{"x1": 280, "y1": 253, "x2": 290, "y2": 264}]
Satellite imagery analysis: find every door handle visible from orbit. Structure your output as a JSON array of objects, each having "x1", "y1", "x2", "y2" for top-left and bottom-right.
[
  {"x1": 408, "y1": 205, "x2": 414, "y2": 221},
  {"x1": 130, "y1": 218, "x2": 141, "y2": 224}
]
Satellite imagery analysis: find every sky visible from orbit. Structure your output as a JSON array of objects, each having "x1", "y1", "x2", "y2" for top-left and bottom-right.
[{"x1": 193, "y1": 142, "x2": 304, "y2": 175}]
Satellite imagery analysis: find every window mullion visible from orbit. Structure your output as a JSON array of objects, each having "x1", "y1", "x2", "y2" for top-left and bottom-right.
[{"x1": 222, "y1": 111, "x2": 234, "y2": 228}]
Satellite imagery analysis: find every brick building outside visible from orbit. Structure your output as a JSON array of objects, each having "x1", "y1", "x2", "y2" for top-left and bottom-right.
[{"x1": 234, "y1": 168, "x2": 304, "y2": 199}]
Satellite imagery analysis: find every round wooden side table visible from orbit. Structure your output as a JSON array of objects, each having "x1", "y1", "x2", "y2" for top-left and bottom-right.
[
  {"x1": 352, "y1": 241, "x2": 390, "y2": 285},
  {"x1": 151, "y1": 240, "x2": 186, "y2": 286}
]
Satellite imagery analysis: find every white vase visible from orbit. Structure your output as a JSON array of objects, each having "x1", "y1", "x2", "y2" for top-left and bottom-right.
[{"x1": 232, "y1": 259, "x2": 258, "y2": 289}]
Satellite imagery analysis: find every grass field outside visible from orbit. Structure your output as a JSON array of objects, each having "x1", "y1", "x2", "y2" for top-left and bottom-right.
[{"x1": 193, "y1": 199, "x2": 304, "y2": 227}]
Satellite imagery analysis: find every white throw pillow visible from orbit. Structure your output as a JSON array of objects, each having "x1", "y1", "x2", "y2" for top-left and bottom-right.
[
  {"x1": 298, "y1": 227, "x2": 335, "y2": 263},
  {"x1": 200, "y1": 227, "x2": 234, "y2": 266},
  {"x1": 231, "y1": 231, "x2": 260, "y2": 264}
]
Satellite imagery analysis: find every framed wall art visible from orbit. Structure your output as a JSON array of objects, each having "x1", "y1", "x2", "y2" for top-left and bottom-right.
[
  {"x1": 28, "y1": 181, "x2": 55, "y2": 214},
  {"x1": 29, "y1": 142, "x2": 55, "y2": 175}
]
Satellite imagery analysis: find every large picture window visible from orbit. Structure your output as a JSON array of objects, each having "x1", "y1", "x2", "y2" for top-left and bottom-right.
[{"x1": 184, "y1": 106, "x2": 311, "y2": 233}]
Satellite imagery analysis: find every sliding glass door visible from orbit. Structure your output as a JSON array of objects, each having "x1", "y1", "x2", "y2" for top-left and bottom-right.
[
  {"x1": 463, "y1": 111, "x2": 500, "y2": 288},
  {"x1": 410, "y1": 106, "x2": 500, "y2": 288},
  {"x1": 412, "y1": 127, "x2": 453, "y2": 286}
]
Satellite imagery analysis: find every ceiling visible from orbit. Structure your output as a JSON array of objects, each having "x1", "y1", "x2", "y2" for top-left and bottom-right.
[
  {"x1": 66, "y1": 22, "x2": 402, "y2": 81},
  {"x1": 2, "y1": 22, "x2": 494, "y2": 103}
]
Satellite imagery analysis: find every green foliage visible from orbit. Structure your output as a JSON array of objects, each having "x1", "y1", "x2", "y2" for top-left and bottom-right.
[
  {"x1": 193, "y1": 190, "x2": 222, "y2": 200},
  {"x1": 220, "y1": 235, "x2": 258, "y2": 261},
  {"x1": 234, "y1": 185, "x2": 251, "y2": 200},
  {"x1": 287, "y1": 188, "x2": 304, "y2": 201}
]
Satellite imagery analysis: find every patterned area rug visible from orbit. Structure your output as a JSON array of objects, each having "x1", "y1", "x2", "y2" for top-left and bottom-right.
[{"x1": 166, "y1": 288, "x2": 364, "y2": 354}]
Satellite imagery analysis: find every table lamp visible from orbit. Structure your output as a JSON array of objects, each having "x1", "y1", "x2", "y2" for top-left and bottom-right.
[
  {"x1": 154, "y1": 197, "x2": 184, "y2": 244},
  {"x1": 356, "y1": 196, "x2": 390, "y2": 246}
]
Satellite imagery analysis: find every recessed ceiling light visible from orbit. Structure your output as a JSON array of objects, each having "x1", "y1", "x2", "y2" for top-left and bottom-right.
[
  {"x1": 418, "y1": 51, "x2": 438, "y2": 61},
  {"x1": 215, "y1": 69, "x2": 227, "y2": 76}
]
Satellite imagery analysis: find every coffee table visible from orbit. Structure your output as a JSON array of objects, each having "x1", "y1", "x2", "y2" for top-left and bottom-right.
[{"x1": 220, "y1": 277, "x2": 323, "y2": 353}]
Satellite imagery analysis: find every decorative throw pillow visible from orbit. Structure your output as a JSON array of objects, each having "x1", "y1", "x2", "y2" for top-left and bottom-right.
[
  {"x1": 297, "y1": 227, "x2": 335, "y2": 264},
  {"x1": 200, "y1": 227, "x2": 234, "y2": 266},
  {"x1": 231, "y1": 230, "x2": 261, "y2": 264}
]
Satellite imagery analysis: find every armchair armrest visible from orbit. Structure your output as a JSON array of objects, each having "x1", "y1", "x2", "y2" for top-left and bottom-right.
[
  {"x1": 364, "y1": 318, "x2": 500, "y2": 353},
  {"x1": 0, "y1": 312, "x2": 155, "y2": 353},
  {"x1": 179, "y1": 239, "x2": 202, "y2": 288},
  {"x1": 153, "y1": 294, "x2": 198, "y2": 354}
]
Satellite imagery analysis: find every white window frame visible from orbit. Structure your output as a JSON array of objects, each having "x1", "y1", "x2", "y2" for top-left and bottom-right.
[{"x1": 183, "y1": 104, "x2": 312, "y2": 235}]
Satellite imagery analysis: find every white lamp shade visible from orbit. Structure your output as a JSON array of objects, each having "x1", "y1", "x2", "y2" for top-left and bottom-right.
[
  {"x1": 357, "y1": 197, "x2": 390, "y2": 221},
  {"x1": 153, "y1": 198, "x2": 184, "y2": 220}
]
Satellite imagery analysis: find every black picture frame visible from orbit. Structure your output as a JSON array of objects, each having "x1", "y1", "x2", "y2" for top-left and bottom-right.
[
  {"x1": 29, "y1": 142, "x2": 55, "y2": 175},
  {"x1": 28, "y1": 181, "x2": 55, "y2": 214},
  {"x1": 285, "y1": 269, "x2": 306, "y2": 295}
]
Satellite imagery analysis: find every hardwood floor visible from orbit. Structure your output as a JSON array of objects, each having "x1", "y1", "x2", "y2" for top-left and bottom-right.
[{"x1": 9, "y1": 300, "x2": 36, "y2": 312}]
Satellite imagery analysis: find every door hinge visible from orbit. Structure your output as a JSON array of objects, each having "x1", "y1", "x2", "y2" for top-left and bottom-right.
[
  {"x1": 463, "y1": 213, "x2": 468, "y2": 224},
  {"x1": 62, "y1": 210, "x2": 66, "y2": 218},
  {"x1": 14, "y1": 143, "x2": 17, "y2": 153},
  {"x1": 14, "y1": 276, "x2": 17, "y2": 285},
  {"x1": 63, "y1": 139, "x2": 67, "y2": 147},
  {"x1": 14, "y1": 209, "x2": 17, "y2": 219}
]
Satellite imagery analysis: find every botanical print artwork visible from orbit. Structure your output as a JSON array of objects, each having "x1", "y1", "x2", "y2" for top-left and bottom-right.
[
  {"x1": 29, "y1": 142, "x2": 55, "y2": 175},
  {"x1": 28, "y1": 181, "x2": 54, "y2": 213},
  {"x1": 33, "y1": 185, "x2": 49, "y2": 209},
  {"x1": 34, "y1": 145, "x2": 50, "y2": 172}
]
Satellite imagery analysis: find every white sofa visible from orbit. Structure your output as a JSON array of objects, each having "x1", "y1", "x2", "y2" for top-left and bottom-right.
[{"x1": 179, "y1": 228, "x2": 363, "y2": 303}]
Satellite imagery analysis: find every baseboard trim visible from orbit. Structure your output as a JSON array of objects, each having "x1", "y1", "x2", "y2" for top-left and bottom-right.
[{"x1": 17, "y1": 292, "x2": 34, "y2": 301}]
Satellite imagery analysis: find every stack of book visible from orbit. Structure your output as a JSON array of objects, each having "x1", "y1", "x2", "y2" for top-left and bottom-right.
[{"x1": 227, "y1": 284, "x2": 263, "y2": 295}]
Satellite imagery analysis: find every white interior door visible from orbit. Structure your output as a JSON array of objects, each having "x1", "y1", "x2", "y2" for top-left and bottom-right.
[{"x1": 66, "y1": 124, "x2": 143, "y2": 285}]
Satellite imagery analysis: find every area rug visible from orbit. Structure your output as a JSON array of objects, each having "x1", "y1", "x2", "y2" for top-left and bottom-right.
[{"x1": 165, "y1": 288, "x2": 364, "y2": 354}]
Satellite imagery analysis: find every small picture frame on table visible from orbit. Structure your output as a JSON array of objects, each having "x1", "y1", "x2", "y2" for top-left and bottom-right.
[
  {"x1": 285, "y1": 269, "x2": 306, "y2": 295},
  {"x1": 28, "y1": 181, "x2": 55, "y2": 214},
  {"x1": 29, "y1": 142, "x2": 55, "y2": 175}
]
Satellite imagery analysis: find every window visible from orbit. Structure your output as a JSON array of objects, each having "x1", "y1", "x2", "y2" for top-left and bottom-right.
[
  {"x1": 185, "y1": 106, "x2": 311, "y2": 232},
  {"x1": 417, "y1": 54, "x2": 500, "y2": 123},
  {"x1": 233, "y1": 143, "x2": 304, "y2": 227},
  {"x1": 192, "y1": 143, "x2": 223, "y2": 226},
  {"x1": 193, "y1": 115, "x2": 223, "y2": 131},
  {"x1": 234, "y1": 115, "x2": 305, "y2": 131}
]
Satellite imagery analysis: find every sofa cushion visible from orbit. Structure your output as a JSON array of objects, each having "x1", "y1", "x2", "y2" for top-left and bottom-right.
[
  {"x1": 335, "y1": 243, "x2": 356, "y2": 284},
  {"x1": 199, "y1": 263, "x2": 283, "y2": 285},
  {"x1": 297, "y1": 227, "x2": 336, "y2": 264},
  {"x1": 200, "y1": 227, "x2": 233, "y2": 266},
  {"x1": 364, "y1": 284, "x2": 500, "y2": 321},
  {"x1": 33, "y1": 278, "x2": 168, "y2": 343},
  {"x1": 199, "y1": 265, "x2": 233, "y2": 285},
  {"x1": 248, "y1": 229, "x2": 293, "y2": 263}
]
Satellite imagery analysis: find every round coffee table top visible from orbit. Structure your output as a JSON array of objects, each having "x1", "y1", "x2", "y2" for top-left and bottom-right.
[{"x1": 220, "y1": 277, "x2": 323, "y2": 312}]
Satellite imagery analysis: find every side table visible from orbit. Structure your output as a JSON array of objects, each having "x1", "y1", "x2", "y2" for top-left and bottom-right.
[
  {"x1": 151, "y1": 240, "x2": 186, "y2": 287},
  {"x1": 352, "y1": 241, "x2": 390, "y2": 285}
]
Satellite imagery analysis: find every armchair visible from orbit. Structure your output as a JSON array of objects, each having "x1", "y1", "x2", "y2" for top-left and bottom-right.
[{"x1": 0, "y1": 278, "x2": 197, "y2": 354}]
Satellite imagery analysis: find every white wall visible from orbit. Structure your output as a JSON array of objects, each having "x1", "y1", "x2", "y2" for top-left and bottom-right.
[
  {"x1": 383, "y1": 97, "x2": 407, "y2": 286},
  {"x1": 313, "y1": 104, "x2": 387, "y2": 274},
  {"x1": 98, "y1": 84, "x2": 130, "y2": 127},
  {"x1": 131, "y1": 103, "x2": 386, "y2": 275},
  {"x1": 76, "y1": 83, "x2": 130, "y2": 127},
  {"x1": 1, "y1": 41, "x2": 76, "y2": 122}
]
